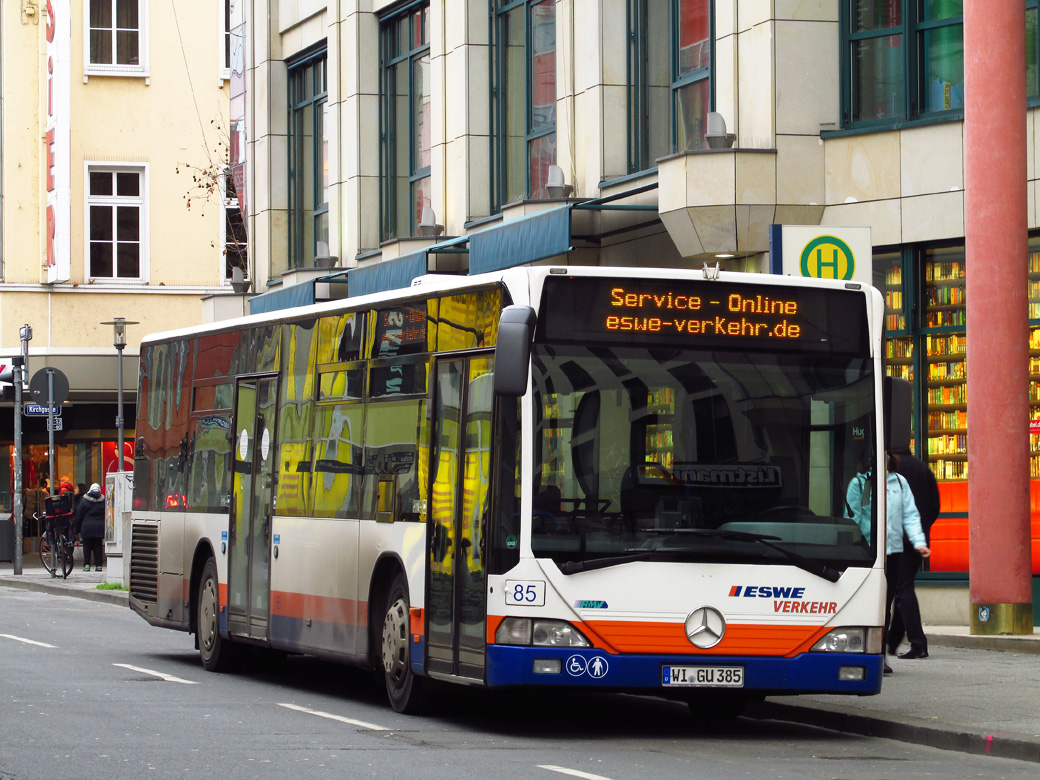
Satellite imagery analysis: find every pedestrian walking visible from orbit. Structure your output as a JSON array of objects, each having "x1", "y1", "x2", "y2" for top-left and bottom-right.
[
  {"x1": 846, "y1": 451, "x2": 930, "y2": 674},
  {"x1": 74, "y1": 483, "x2": 106, "y2": 572},
  {"x1": 888, "y1": 448, "x2": 940, "y2": 660}
]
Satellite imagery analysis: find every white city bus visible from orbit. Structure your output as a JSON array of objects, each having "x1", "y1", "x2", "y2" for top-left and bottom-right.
[{"x1": 129, "y1": 264, "x2": 899, "y2": 715}]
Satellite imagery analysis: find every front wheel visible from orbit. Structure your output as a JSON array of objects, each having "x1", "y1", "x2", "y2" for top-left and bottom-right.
[
  {"x1": 381, "y1": 572, "x2": 424, "y2": 714},
  {"x1": 197, "y1": 558, "x2": 237, "y2": 672}
]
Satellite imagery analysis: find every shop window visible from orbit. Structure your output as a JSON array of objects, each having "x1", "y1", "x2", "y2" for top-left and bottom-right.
[
  {"x1": 492, "y1": 0, "x2": 557, "y2": 209},
  {"x1": 842, "y1": 0, "x2": 964, "y2": 128},
  {"x1": 288, "y1": 48, "x2": 329, "y2": 269},
  {"x1": 379, "y1": 3, "x2": 431, "y2": 240}
]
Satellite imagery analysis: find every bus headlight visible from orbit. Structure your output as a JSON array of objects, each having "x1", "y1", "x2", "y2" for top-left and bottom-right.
[
  {"x1": 495, "y1": 618, "x2": 591, "y2": 647},
  {"x1": 810, "y1": 627, "x2": 882, "y2": 654}
]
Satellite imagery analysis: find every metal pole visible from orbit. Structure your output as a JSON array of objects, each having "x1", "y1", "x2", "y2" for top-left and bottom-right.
[
  {"x1": 47, "y1": 369, "x2": 56, "y2": 578},
  {"x1": 12, "y1": 357, "x2": 23, "y2": 576},
  {"x1": 13, "y1": 324, "x2": 31, "y2": 576},
  {"x1": 116, "y1": 342, "x2": 124, "y2": 470}
]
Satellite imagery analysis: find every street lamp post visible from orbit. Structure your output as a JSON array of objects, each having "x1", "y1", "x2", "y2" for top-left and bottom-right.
[{"x1": 101, "y1": 318, "x2": 138, "y2": 473}]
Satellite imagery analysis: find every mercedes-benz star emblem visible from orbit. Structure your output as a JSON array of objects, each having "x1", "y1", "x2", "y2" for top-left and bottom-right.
[{"x1": 684, "y1": 606, "x2": 726, "y2": 649}]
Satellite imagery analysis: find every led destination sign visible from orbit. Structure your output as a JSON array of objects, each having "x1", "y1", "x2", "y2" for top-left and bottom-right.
[{"x1": 540, "y1": 277, "x2": 869, "y2": 354}]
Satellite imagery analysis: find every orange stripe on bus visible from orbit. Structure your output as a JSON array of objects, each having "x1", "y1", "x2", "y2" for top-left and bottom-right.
[
  {"x1": 270, "y1": 590, "x2": 359, "y2": 624},
  {"x1": 583, "y1": 620, "x2": 831, "y2": 656}
]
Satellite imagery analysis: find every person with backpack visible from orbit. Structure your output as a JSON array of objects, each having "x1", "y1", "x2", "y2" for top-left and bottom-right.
[
  {"x1": 887, "y1": 447, "x2": 941, "y2": 660},
  {"x1": 74, "y1": 483, "x2": 107, "y2": 572}
]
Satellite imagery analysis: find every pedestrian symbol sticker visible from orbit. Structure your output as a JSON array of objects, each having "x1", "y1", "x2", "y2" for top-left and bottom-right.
[{"x1": 565, "y1": 654, "x2": 609, "y2": 679}]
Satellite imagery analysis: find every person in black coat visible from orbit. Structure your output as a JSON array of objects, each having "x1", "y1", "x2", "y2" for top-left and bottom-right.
[
  {"x1": 74, "y1": 483, "x2": 107, "y2": 572},
  {"x1": 888, "y1": 449, "x2": 941, "y2": 660}
]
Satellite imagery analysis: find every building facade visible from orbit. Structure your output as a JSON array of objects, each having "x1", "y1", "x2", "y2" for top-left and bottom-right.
[
  {"x1": 237, "y1": 1, "x2": 1040, "y2": 577},
  {"x1": 0, "y1": 0, "x2": 238, "y2": 541}
]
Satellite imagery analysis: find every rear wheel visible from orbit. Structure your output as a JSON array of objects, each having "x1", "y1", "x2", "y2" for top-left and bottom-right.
[
  {"x1": 198, "y1": 558, "x2": 236, "y2": 671},
  {"x1": 39, "y1": 534, "x2": 56, "y2": 575},
  {"x1": 58, "y1": 538, "x2": 74, "y2": 579},
  {"x1": 381, "y1": 572, "x2": 424, "y2": 714}
]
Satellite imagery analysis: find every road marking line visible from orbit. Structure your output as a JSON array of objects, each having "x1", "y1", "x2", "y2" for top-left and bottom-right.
[
  {"x1": 113, "y1": 663, "x2": 199, "y2": 684},
  {"x1": 277, "y1": 702, "x2": 389, "y2": 731},
  {"x1": 538, "y1": 766, "x2": 614, "y2": 780},
  {"x1": 0, "y1": 633, "x2": 57, "y2": 648}
]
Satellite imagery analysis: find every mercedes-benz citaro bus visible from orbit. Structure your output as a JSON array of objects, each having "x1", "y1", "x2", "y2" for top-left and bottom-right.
[{"x1": 128, "y1": 264, "x2": 909, "y2": 716}]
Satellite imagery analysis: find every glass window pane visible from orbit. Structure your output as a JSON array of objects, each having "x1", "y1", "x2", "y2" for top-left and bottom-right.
[
  {"x1": 117, "y1": 242, "x2": 140, "y2": 277},
  {"x1": 116, "y1": 205, "x2": 139, "y2": 240},
  {"x1": 90, "y1": 205, "x2": 112, "y2": 240},
  {"x1": 527, "y1": 133, "x2": 556, "y2": 200},
  {"x1": 674, "y1": 78, "x2": 708, "y2": 152},
  {"x1": 851, "y1": 35, "x2": 905, "y2": 122},
  {"x1": 91, "y1": 242, "x2": 113, "y2": 277},
  {"x1": 922, "y1": 24, "x2": 964, "y2": 112},
  {"x1": 90, "y1": 171, "x2": 112, "y2": 196},
  {"x1": 90, "y1": 30, "x2": 112, "y2": 65},
  {"x1": 851, "y1": 0, "x2": 902, "y2": 32},
  {"x1": 530, "y1": 0, "x2": 556, "y2": 130},
  {"x1": 411, "y1": 175, "x2": 431, "y2": 234},
  {"x1": 117, "y1": 171, "x2": 139, "y2": 196},
  {"x1": 311, "y1": 404, "x2": 364, "y2": 517},
  {"x1": 413, "y1": 54, "x2": 431, "y2": 171},
  {"x1": 645, "y1": 0, "x2": 670, "y2": 166},
  {"x1": 503, "y1": 6, "x2": 526, "y2": 202},
  {"x1": 676, "y1": 0, "x2": 710, "y2": 76},
  {"x1": 116, "y1": 0, "x2": 138, "y2": 28},
  {"x1": 922, "y1": 0, "x2": 962, "y2": 21},
  {"x1": 116, "y1": 30, "x2": 139, "y2": 65},
  {"x1": 90, "y1": 0, "x2": 112, "y2": 27}
]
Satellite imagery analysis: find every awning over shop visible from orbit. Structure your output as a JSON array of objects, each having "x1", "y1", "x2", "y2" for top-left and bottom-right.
[
  {"x1": 346, "y1": 250, "x2": 429, "y2": 298},
  {"x1": 468, "y1": 206, "x2": 572, "y2": 275},
  {"x1": 248, "y1": 279, "x2": 316, "y2": 315}
]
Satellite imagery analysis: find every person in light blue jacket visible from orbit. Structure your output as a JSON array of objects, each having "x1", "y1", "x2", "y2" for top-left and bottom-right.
[{"x1": 845, "y1": 452, "x2": 930, "y2": 673}]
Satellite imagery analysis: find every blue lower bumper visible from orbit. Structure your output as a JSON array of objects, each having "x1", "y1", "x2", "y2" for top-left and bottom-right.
[{"x1": 485, "y1": 645, "x2": 883, "y2": 695}]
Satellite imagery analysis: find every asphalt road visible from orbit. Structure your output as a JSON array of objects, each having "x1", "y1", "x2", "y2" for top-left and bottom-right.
[{"x1": 1, "y1": 588, "x2": 1036, "y2": 780}]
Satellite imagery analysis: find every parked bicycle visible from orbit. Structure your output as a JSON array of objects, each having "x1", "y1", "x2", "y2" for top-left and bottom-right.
[
  {"x1": 37, "y1": 511, "x2": 75, "y2": 579},
  {"x1": 36, "y1": 492, "x2": 77, "y2": 579}
]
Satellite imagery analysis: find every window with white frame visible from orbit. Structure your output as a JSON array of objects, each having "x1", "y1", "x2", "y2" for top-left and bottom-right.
[
  {"x1": 87, "y1": 166, "x2": 146, "y2": 281},
  {"x1": 222, "y1": 167, "x2": 247, "y2": 281},
  {"x1": 86, "y1": 0, "x2": 148, "y2": 76},
  {"x1": 221, "y1": 0, "x2": 232, "y2": 80}
]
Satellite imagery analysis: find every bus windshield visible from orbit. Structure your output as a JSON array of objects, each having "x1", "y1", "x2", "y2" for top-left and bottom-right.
[{"x1": 530, "y1": 344, "x2": 877, "y2": 573}]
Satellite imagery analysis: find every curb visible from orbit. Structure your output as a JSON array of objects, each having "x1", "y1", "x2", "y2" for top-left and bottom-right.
[
  {"x1": 750, "y1": 700, "x2": 1040, "y2": 763},
  {"x1": 930, "y1": 634, "x2": 1040, "y2": 655},
  {"x1": 0, "y1": 577, "x2": 129, "y2": 607}
]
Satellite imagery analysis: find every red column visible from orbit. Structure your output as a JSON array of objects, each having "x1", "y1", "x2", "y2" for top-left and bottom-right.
[{"x1": 964, "y1": 2, "x2": 1033, "y2": 633}]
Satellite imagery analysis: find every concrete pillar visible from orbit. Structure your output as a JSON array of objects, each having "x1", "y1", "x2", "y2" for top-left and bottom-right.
[{"x1": 964, "y1": 1, "x2": 1033, "y2": 634}]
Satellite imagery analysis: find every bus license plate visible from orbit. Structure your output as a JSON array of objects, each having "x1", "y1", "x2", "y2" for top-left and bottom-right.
[{"x1": 662, "y1": 665, "x2": 744, "y2": 688}]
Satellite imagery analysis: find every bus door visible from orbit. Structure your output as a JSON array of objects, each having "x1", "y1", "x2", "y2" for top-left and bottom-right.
[
  {"x1": 228, "y1": 375, "x2": 279, "y2": 641},
  {"x1": 427, "y1": 355, "x2": 495, "y2": 680}
]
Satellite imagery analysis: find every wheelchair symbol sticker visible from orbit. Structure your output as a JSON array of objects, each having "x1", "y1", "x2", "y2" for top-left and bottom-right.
[{"x1": 565, "y1": 655, "x2": 608, "y2": 678}]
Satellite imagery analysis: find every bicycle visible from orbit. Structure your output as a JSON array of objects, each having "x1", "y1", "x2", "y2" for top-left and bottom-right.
[{"x1": 37, "y1": 513, "x2": 76, "y2": 579}]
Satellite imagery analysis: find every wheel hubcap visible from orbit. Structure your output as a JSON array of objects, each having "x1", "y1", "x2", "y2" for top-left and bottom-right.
[
  {"x1": 382, "y1": 597, "x2": 409, "y2": 682},
  {"x1": 200, "y1": 579, "x2": 217, "y2": 652}
]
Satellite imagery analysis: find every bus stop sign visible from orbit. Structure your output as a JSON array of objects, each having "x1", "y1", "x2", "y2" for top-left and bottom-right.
[{"x1": 29, "y1": 368, "x2": 70, "y2": 407}]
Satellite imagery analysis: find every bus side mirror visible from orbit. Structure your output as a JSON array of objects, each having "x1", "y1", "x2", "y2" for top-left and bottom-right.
[
  {"x1": 884, "y1": 376, "x2": 912, "y2": 453},
  {"x1": 494, "y1": 305, "x2": 537, "y2": 397}
]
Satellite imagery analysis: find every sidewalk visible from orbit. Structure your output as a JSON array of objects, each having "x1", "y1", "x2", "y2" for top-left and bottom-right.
[
  {"x1": 2, "y1": 557, "x2": 1038, "y2": 761},
  {"x1": 0, "y1": 549, "x2": 129, "y2": 606}
]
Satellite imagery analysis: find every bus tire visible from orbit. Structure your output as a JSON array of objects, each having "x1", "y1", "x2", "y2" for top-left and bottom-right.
[
  {"x1": 198, "y1": 557, "x2": 236, "y2": 672},
  {"x1": 381, "y1": 571, "x2": 424, "y2": 714}
]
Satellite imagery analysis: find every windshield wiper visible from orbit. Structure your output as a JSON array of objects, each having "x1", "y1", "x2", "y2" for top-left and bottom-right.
[
  {"x1": 558, "y1": 550, "x2": 661, "y2": 574},
  {"x1": 638, "y1": 528, "x2": 842, "y2": 582}
]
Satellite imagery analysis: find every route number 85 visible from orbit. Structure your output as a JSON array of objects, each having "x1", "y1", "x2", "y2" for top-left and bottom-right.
[{"x1": 504, "y1": 580, "x2": 546, "y2": 606}]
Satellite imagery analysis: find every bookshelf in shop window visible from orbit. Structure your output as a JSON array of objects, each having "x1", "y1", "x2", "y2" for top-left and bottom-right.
[
  {"x1": 922, "y1": 250, "x2": 967, "y2": 482},
  {"x1": 1030, "y1": 250, "x2": 1040, "y2": 478},
  {"x1": 880, "y1": 253, "x2": 916, "y2": 451}
]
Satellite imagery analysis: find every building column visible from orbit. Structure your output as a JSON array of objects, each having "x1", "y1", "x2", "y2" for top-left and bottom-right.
[{"x1": 964, "y1": 1, "x2": 1033, "y2": 633}]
